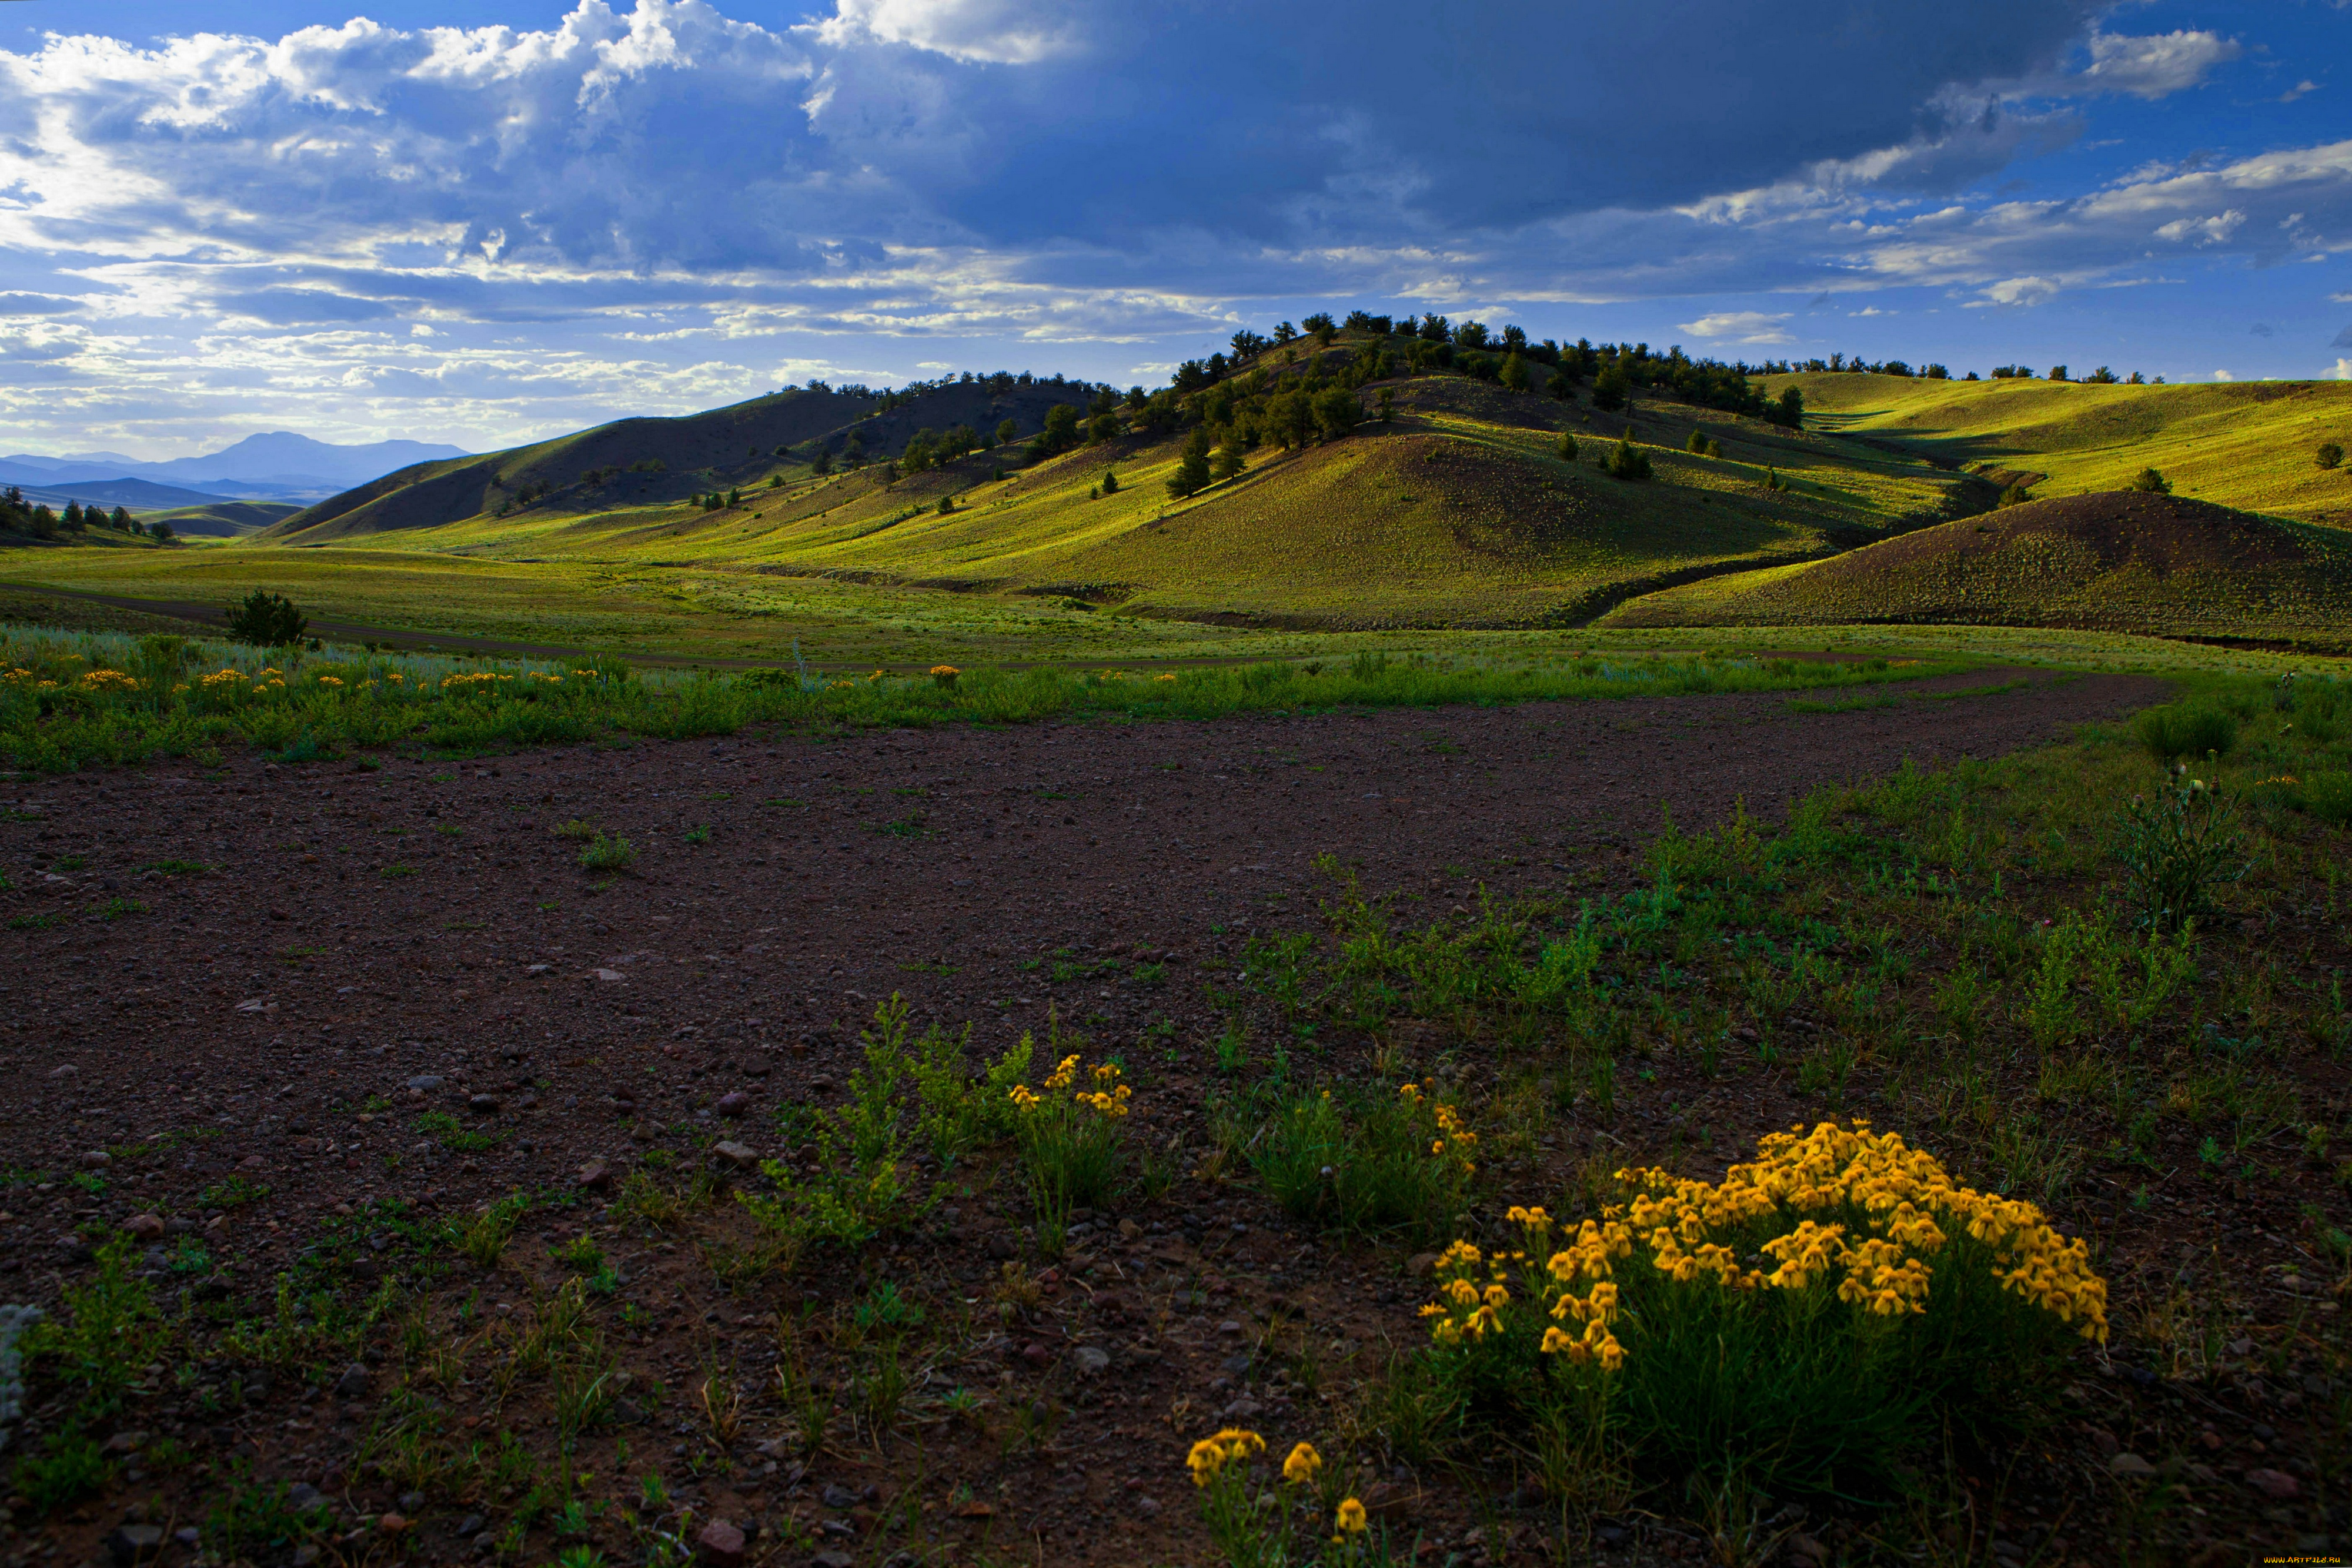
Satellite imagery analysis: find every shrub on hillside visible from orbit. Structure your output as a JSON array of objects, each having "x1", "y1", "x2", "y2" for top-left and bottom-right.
[
  {"x1": 1998, "y1": 483, "x2": 2034, "y2": 507},
  {"x1": 223, "y1": 590, "x2": 308, "y2": 648},
  {"x1": 2320, "y1": 442, "x2": 2344, "y2": 470},
  {"x1": 1558, "y1": 432, "x2": 1578, "y2": 461},
  {"x1": 1605, "y1": 432, "x2": 1652, "y2": 481},
  {"x1": 2124, "y1": 467, "x2": 2171, "y2": 494},
  {"x1": 1414, "y1": 1124, "x2": 2107, "y2": 1499}
]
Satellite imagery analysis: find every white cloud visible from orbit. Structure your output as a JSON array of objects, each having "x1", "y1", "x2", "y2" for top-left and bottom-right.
[
  {"x1": 2154, "y1": 209, "x2": 2247, "y2": 245},
  {"x1": 2073, "y1": 29, "x2": 2240, "y2": 99},
  {"x1": 2333, "y1": 359, "x2": 2352, "y2": 382},
  {"x1": 807, "y1": 0, "x2": 1082, "y2": 63},
  {"x1": 1676, "y1": 310, "x2": 1793, "y2": 343},
  {"x1": 2213, "y1": 368, "x2": 2234, "y2": 380},
  {"x1": 1980, "y1": 276, "x2": 2063, "y2": 307}
]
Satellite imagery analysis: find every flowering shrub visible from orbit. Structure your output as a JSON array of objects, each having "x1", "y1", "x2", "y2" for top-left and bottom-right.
[
  {"x1": 1418, "y1": 1122, "x2": 2109, "y2": 1497},
  {"x1": 1184, "y1": 1430, "x2": 1372, "y2": 1566},
  {"x1": 1008, "y1": 1035, "x2": 1134, "y2": 1245},
  {"x1": 2114, "y1": 765, "x2": 2249, "y2": 932}
]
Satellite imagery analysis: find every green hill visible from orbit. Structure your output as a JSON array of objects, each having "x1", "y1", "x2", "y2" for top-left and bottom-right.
[
  {"x1": 152, "y1": 500, "x2": 302, "y2": 537},
  {"x1": 1603, "y1": 491, "x2": 2352, "y2": 651},
  {"x1": 1763, "y1": 372, "x2": 2352, "y2": 524},
  {"x1": 256, "y1": 336, "x2": 1983, "y2": 628}
]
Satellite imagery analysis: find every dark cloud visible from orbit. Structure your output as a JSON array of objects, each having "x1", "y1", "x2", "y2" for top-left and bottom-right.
[{"x1": 2333, "y1": 323, "x2": 2352, "y2": 348}]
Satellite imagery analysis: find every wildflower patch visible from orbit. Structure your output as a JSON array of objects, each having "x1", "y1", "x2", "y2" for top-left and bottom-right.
[{"x1": 1418, "y1": 1122, "x2": 2109, "y2": 1499}]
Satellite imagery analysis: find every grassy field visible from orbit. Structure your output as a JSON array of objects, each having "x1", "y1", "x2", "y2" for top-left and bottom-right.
[
  {"x1": 5, "y1": 347, "x2": 2351, "y2": 675},
  {"x1": 1769, "y1": 371, "x2": 2352, "y2": 524},
  {"x1": 1608, "y1": 491, "x2": 2352, "y2": 651}
]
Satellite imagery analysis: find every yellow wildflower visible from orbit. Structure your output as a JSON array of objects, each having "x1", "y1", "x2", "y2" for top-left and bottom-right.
[
  {"x1": 1334, "y1": 1497, "x2": 1368, "y2": 1537},
  {"x1": 1281, "y1": 1442, "x2": 1321, "y2": 1485}
]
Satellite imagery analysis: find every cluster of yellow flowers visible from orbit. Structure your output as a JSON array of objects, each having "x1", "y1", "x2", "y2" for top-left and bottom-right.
[
  {"x1": 1181, "y1": 1433, "x2": 1366, "y2": 1544},
  {"x1": 931, "y1": 664, "x2": 960, "y2": 677},
  {"x1": 199, "y1": 668, "x2": 248, "y2": 690},
  {"x1": 1615, "y1": 1121, "x2": 2108, "y2": 1339},
  {"x1": 440, "y1": 671, "x2": 514, "y2": 690},
  {"x1": 1397, "y1": 1081, "x2": 1478, "y2": 1171},
  {"x1": 1, "y1": 667, "x2": 36, "y2": 685},
  {"x1": 1185, "y1": 1427, "x2": 1264, "y2": 1486},
  {"x1": 1008, "y1": 1054, "x2": 1134, "y2": 1119},
  {"x1": 1422, "y1": 1212, "x2": 1629, "y2": 1369},
  {"x1": 316, "y1": 676, "x2": 345, "y2": 688},
  {"x1": 528, "y1": 671, "x2": 565, "y2": 684},
  {"x1": 78, "y1": 669, "x2": 140, "y2": 693},
  {"x1": 1153, "y1": 673, "x2": 1180, "y2": 683}
]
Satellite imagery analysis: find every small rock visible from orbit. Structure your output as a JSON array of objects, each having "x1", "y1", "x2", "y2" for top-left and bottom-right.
[
  {"x1": 2246, "y1": 1467, "x2": 2301, "y2": 1500},
  {"x1": 592, "y1": 968, "x2": 626, "y2": 982},
  {"x1": 576, "y1": 1159, "x2": 613, "y2": 1191},
  {"x1": 1406, "y1": 1252, "x2": 1439, "y2": 1276},
  {"x1": 1134, "y1": 1495, "x2": 1161, "y2": 1516},
  {"x1": 81, "y1": 1149, "x2": 113, "y2": 1169},
  {"x1": 1218, "y1": 1319, "x2": 1243, "y2": 1335},
  {"x1": 711, "y1": 1140, "x2": 760, "y2": 1169},
  {"x1": 121, "y1": 1213, "x2": 166, "y2": 1241},
  {"x1": 716, "y1": 1092, "x2": 750, "y2": 1118},
  {"x1": 108, "y1": 1524, "x2": 165, "y2": 1566},
  {"x1": 288, "y1": 1483, "x2": 322, "y2": 1510},
  {"x1": 457, "y1": 1514, "x2": 486, "y2": 1539},
  {"x1": 172, "y1": 1529, "x2": 200, "y2": 1547},
  {"x1": 1220, "y1": 1396, "x2": 1263, "y2": 1419},
  {"x1": 467, "y1": 1094, "x2": 501, "y2": 1114},
  {"x1": 821, "y1": 1484, "x2": 859, "y2": 1510},
  {"x1": 696, "y1": 1519, "x2": 746, "y2": 1566},
  {"x1": 377, "y1": 1513, "x2": 411, "y2": 1536},
  {"x1": 103, "y1": 1431, "x2": 148, "y2": 1455},
  {"x1": 399, "y1": 1492, "x2": 425, "y2": 1514},
  {"x1": 1072, "y1": 1346, "x2": 1110, "y2": 1378},
  {"x1": 984, "y1": 1232, "x2": 1017, "y2": 1260},
  {"x1": 2108, "y1": 1452, "x2": 2157, "y2": 1479},
  {"x1": 334, "y1": 1362, "x2": 371, "y2": 1398},
  {"x1": 406, "y1": 1075, "x2": 444, "y2": 1091},
  {"x1": 1786, "y1": 1534, "x2": 1828, "y2": 1566},
  {"x1": 1018, "y1": 1342, "x2": 1053, "y2": 1369},
  {"x1": 812, "y1": 1554, "x2": 855, "y2": 1568}
]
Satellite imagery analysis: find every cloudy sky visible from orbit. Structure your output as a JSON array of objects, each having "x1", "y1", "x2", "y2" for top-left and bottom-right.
[{"x1": 2, "y1": 0, "x2": 2347, "y2": 458}]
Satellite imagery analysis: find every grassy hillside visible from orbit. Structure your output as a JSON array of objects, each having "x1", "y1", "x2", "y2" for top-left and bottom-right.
[
  {"x1": 1768, "y1": 372, "x2": 2352, "y2": 524},
  {"x1": 152, "y1": 500, "x2": 301, "y2": 537},
  {"x1": 1605, "y1": 491, "x2": 2352, "y2": 651},
  {"x1": 255, "y1": 339, "x2": 1977, "y2": 628}
]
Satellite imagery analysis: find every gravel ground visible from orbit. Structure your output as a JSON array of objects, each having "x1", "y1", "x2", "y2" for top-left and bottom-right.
[{"x1": 0, "y1": 666, "x2": 2173, "y2": 1566}]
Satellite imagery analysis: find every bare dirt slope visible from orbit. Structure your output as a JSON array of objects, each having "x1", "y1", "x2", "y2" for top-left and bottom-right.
[{"x1": 0, "y1": 670, "x2": 2166, "y2": 1565}]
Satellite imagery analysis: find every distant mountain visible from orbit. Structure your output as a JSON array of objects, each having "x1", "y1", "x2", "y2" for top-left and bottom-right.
[
  {"x1": 20, "y1": 478, "x2": 238, "y2": 509},
  {"x1": 0, "y1": 432, "x2": 472, "y2": 499}
]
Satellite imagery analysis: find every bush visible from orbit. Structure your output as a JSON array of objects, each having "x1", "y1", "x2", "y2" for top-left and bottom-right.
[
  {"x1": 1591, "y1": 365, "x2": 1630, "y2": 412},
  {"x1": 1415, "y1": 1124, "x2": 2107, "y2": 1499},
  {"x1": 1997, "y1": 483, "x2": 2034, "y2": 507},
  {"x1": 2136, "y1": 705, "x2": 2236, "y2": 762},
  {"x1": 1557, "y1": 431, "x2": 1577, "y2": 461},
  {"x1": 223, "y1": 590, "x2": 308, "y2": 648},
  {"x1": 1605, "y1": 432, "x2": 1652, "y2": 481},
  {"x1": 1100, "y1": 469, "x2": 1120, "y2": 494},
  {"x1": 577, "y1": 833, "x2": 637, "y2": 872},
  {"x1": 2124, "y1": 467, "x2": 2170, "y2": 493},
  {"x1": 2114, "y1": 770, "x2": 2249, "y2": 932},
  {"x1": 2317, "y1": 441, "x2": 2343, "y2": 470},
  {"x1": 1009, "y1": 1035, "x2": 1134, "y2": 1249}
]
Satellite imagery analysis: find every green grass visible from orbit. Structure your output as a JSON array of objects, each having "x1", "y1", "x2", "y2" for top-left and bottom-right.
[
  {"x1": 1605, "y1": 491, "x2": 2352, "y2": 649},
  {"x1": 1770, "y1": 371, "x2": 2352, "y2": 524}
]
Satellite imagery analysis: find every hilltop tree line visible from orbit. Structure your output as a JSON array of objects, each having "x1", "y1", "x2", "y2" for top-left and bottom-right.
[
  {"x1": 744, "y1": 309, "x2": 2218, "y2": 510},
  {"x1": 0, "y1": 489, "x2": 173, "y2": 543}
]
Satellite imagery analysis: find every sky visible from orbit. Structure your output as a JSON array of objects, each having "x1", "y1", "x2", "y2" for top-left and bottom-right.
[{"x1": 1, "y1": 0, "x2": 2348, "y2": 459}]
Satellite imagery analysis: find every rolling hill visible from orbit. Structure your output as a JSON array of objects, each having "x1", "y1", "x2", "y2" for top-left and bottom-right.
[
  {"x1": 1764, "y1": 372, "x2": 2352, "y2": 525},
  {"x1": 149, "y1": 500, "x2": 304, "y2": 537},
  {"x1": 1603, "y1": 491, "x2": 2352, "y2": 651},
  {"x1": 260, "y1": 339, "x2": 1981, "y2": 627}
]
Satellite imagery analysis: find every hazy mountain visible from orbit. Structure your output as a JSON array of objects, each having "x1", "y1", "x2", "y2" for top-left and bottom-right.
[{"x1": 0, "y1": 431, "x2": 471, "y2": 499}]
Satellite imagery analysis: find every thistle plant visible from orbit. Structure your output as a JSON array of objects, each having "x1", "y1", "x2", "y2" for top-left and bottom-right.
[{"x1": 2114, "y1": 765, "x2": 2248, "y2": 932}]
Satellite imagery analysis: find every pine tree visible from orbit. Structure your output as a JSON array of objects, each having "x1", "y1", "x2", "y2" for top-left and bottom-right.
[{"x1": 1558, "y1": 432, "x2": 1578, "y2": 460}]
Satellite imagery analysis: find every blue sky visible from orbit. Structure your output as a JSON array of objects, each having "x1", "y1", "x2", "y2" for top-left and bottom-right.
[{"x1": 1, "y1": 0, "x2": 2347, "y2": 457}]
